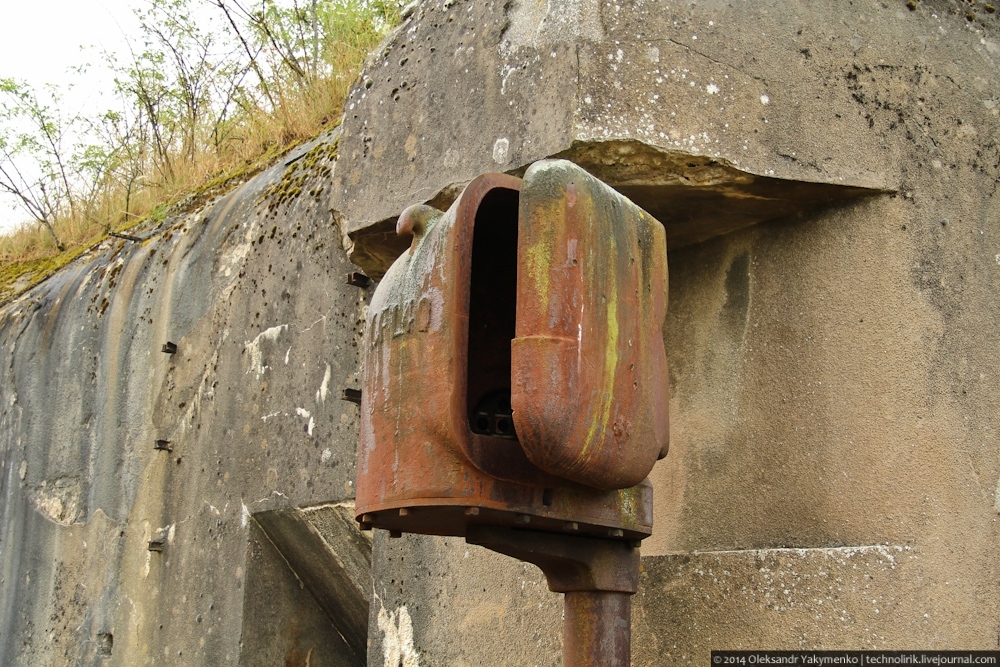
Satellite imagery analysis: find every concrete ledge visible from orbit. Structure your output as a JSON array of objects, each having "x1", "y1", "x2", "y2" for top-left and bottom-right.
[{"x1": 634, "y1": 544, "x2": 995, "y2": 665}]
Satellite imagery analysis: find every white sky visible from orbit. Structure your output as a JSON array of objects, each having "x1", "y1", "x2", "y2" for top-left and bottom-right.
[{"x1": 0, "y1": 0, "x2": 141, "y2": 234}]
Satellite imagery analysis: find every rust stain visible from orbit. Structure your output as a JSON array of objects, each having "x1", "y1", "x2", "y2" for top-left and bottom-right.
[
  {"x1": 511, "y1": 160, "x2": 668, "y2": 490},
  {"x1": 356, "y1": 160, "x2": 668, "y2": 542}
]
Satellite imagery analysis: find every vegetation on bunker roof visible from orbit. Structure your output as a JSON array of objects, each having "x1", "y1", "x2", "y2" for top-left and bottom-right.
[{"x1": 0, "y1": 0, "x2": 403, "y2": 306}]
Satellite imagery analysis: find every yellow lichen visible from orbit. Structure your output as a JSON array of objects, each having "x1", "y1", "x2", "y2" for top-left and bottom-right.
[{"x1": 257, "y1": 135, "x2": 339, "y2": 216}]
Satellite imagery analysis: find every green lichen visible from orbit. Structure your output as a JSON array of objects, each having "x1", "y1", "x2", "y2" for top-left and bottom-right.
[
  {"x1": 258, "y1": 136, "x2": 339, "y2": 218},
  {"x1": 0, "y1": 244, "x2": 90, "y2": 305}
]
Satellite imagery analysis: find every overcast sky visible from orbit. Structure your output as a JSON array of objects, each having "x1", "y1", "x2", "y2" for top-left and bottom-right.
[{"x1": 0, "y1": 0, "x2": 141, "y2": 234}]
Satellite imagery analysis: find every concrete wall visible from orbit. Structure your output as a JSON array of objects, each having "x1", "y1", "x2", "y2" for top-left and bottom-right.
[
  {"x1": 0, "y1": 133, "x2": 373, "y2": 666},
  {"x1": 331, "y1": 0, "x2": 1000, "y2": 664},
  {"x1": 1, "y1": 0, "x2": 998, "y2": 665}
]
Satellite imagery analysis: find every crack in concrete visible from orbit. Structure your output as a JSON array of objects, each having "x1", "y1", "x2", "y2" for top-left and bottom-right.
[{"x1": 662, "y1": 37, "x2": 770, "y2": 86}]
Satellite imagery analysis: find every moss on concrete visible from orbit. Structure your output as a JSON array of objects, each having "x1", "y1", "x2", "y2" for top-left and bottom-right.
[{"x1": 0, "y1": 136, "x2": 310, "y2": 307}]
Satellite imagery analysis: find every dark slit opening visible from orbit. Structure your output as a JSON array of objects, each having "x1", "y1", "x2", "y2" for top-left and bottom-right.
[{"x1": 467, "y1": 187, "x2": 519, "y2": 441}]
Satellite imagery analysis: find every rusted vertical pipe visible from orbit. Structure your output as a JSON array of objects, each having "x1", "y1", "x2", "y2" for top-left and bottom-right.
[
  {"x1": 466, "y1": 526, "x2": 639, "y2": 667},
  {"x1": 563, "y1": 591, "x2": 632, "y2": 667}
]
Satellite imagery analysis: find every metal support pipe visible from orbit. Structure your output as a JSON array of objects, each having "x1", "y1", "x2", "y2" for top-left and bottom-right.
[
  {"x1": 564, "y1": 591, "x2": 631, "y2": 667},
  {"x1": 467, "y1": 526, "x2": 639, "y2": 667}
]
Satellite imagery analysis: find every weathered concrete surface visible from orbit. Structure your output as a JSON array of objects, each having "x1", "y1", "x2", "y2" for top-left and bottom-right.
[
  {"x1": 369, "y1": 532, "x2": 563, "y2": 667},
  {"x1": 241, "y1": 518, "x2": 360, "y2": 667},
  {"x1": 633, "y1": 544, "x2": 983, "y2": 661},
  {"x1": 337, "y1": 0, "x2": 1000, "y2": 664},
  {"x1": 0, "y1": 131, "x2": 373, "y2": 666},
  {"x1": 247, "y1": 504, "x2": 370, "y2": 664},
  {"x1": 331, "y1": 0, "x2": 1000, "y2": 274}
]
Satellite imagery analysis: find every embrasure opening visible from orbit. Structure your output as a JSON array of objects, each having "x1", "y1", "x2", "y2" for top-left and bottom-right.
[{"x1": 467, "y1": 187, "x2": 519, "y2": 441}]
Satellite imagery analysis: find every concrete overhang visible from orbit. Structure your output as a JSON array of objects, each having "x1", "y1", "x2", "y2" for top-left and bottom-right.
[{"x1": 344, "y1": 139, "x2": 884, "y2": 278}]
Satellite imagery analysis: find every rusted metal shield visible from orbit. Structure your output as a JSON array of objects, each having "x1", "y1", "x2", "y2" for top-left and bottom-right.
[
  {"x1": 356, "y1": 160, "x2": 664, "y2": 667},
  {"x1": 512, "y1": 160, "x2": 669, "y2": 490},
  {"x1": 355, "y1": 161, "x2": 662, "y2": 539},
  {"x1": 358, "y1": 174, "x2": 549, "y2": 503}
]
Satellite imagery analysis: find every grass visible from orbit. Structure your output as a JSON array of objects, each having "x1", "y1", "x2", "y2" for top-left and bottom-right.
[
  {"x1": 0, "y1": 0, "x2": 400, "y2": 305},
  {"x1": 0, "y1": 140, "x2": 292, "y2": 304}
]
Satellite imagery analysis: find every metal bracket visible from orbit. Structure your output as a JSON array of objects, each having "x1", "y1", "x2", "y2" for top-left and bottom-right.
[{"x1": 467, "y1": 526, "x2": 638, "y2": 667}]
